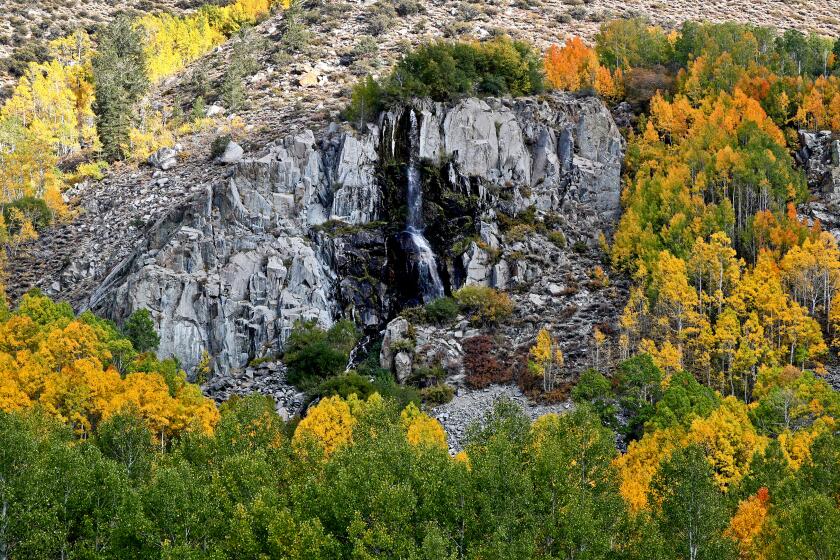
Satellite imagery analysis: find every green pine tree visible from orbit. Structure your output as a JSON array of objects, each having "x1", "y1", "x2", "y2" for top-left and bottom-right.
[{"x1": 91, "y1": 17, "x2": 149, "y2": 161}]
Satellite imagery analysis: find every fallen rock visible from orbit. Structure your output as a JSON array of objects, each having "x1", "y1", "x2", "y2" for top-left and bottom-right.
[
  {"x1": 219, "y1": 141, "x2": 244, "y2": 164},
  {"x1": 148, "y1": 147, "x2": 178, "y2": 170}
]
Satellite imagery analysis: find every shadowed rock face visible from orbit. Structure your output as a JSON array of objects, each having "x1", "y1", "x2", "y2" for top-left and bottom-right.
[{"x1": 87, "y1": 92, "x2": 626, "y2": 379}]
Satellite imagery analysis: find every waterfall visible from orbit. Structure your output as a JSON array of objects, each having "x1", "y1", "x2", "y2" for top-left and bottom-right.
[{"x1": 403, "y1": 110, "x2": 445, "y2": 303}]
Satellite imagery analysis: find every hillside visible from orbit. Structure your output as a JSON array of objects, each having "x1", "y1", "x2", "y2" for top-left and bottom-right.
[{"x1": 2, "y1": 1, "x2": 840, "y2": 558}]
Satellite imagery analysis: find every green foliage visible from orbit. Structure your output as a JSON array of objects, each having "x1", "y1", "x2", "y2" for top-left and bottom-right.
[
  {"x1": 453, "y1": 285, "x2": 514, "y2": 324},
  {"x1": 211, "y1": 134, "x2": 232, "y2": 158},
  {"x1": 647, "y1": 371, "x2": 720, "y2": 432},
  {"x1": 16, "y1": 289, "x2": 74, "y2": 325},
  {"x1": 345, "y1": 37, "x2": 544, "y2": 125},
  {"x1": 571, "y1": 369, "x2": 618, "y2": 428},
  {"x1": 547, "y1": 230, "x2": 566, "y2": 248},
  {"x1": 651, "y1": 445, "x2": 737, "y2": 560},
  {"x1": 391, "y1": 37, "x2": 544, "y2": 100},
  {"x1": 122, "y1": 308, "x2": 160, "y2": 353},
  {"x1": 423, "y1": 296, "x2": 459, "y2": 324},
  {"x1": 420, "y1": 383, "x2": 455, "y2": 405},
  {"x1": 595, "y1": 18, "x2": 674, "y2": 69},
  {"x1": 343, "y1": 75, "x2": 383, "y2": 128},
  {"x1": 283, "y1": 320, "x2": 359, "y2": 388},
  {"x1": 616, "y1": 354, "x2": 664, "y2": 440},
  {"x1": 218, "y1": 27, "x2": 267, "y2": 112},
  {"x1": 2, "y1": 196, "x2": 52, "y2": 233},
  {"x1": 314, "y1": 372, "x2": 377, "y2": 401},
  {"x1": 191, "y1": 96, "x2": 207, "y2": 121},
  {"x1": 91, "y1": 17, "x2": 149, "y2": 161},
  {"x1": 95, "y1": 408, "x2": 153, "y2": 480}
]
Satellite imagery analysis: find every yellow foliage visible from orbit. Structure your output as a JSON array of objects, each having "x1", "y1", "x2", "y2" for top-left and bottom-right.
[
  {"x1": 129, "y1": 108, "x2": 176, "y2": 161},
  {"x1": 544, "y1": 36, "x2": 598, "y2": 92},
  {"x1": 614, "y1": 426, "x2": 683, "y2": 511},
  {"x1": 778, "y1": 416, "x2": 834, "y2": 470},
  {"x1": 293, "y1": 395, "x2": 356, "y2": 457},
  {"x1": 529, "y1": 328, "x2": 565, "y2": 392},
  {"x1": 726, "y1": 487, "x2": 770, "y2": 560},
  {"x1": 687, "y1": 397, "x2": 767, "y2": 490},
  {"x1": 0, "y1": 303, "x2": 219, "y2": 438},
  {"x1": 400, "y1": 402, "x2": 447, "y2": 449}
]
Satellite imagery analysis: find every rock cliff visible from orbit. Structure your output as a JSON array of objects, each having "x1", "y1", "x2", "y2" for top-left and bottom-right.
[{"x1": 27, "y1": 92, "x2": 628, "y2": 405}]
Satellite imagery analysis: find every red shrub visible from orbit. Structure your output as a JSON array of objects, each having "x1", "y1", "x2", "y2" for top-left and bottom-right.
[{"x1": 463, "y1": 335, "x2": 512, "y2": 388}]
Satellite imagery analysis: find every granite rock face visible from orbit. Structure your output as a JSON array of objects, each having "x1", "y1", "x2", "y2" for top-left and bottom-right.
[
  {"x1": 797, "y1": 130, "x2": 840, "y2": 237},
  {"x1": 83, "y1": 92, "x2": 626, "y2": 386}
]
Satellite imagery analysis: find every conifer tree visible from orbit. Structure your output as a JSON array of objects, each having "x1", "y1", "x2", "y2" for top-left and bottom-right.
[{"x1": 91, "y1": 17, "x2": 149, "y2": 161}]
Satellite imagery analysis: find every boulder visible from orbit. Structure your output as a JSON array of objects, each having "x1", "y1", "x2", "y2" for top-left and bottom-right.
[
  {"x1": 219, "y1": 141, "x2": 244, "y2": 164},
  {"x1": 394, "y1": 351, "x2": 413, "y2": 383},
  {"x1": 380, "y1": 317, "x2": 410, "y2": 370},
  {"x1": 205, "y1": 104, "x2": 225, "y2": 117},
  {"x1": 148, "y1": 147, "x2": 178, "y2": 170}
]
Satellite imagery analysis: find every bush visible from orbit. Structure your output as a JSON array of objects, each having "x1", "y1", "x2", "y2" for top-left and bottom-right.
[
  {"x1": 342, "y1": 75, "x2": 384, "y2": 128},
  {"x1": 421, "y1": 384, "x2": 455, "y2": 405},
  {"x1": 454, "y1": 285, "x2": 514, "y2": 324},
  {"x1": 67, "y1": 161, "x2": 108, "y2": 185},
  {"x1": 548, "y1": 230, "x2": 566, "y2": 248},
  {"x1": 283, "y1": 320, "x2": 359, "y2": 389},
  {"x1": 424, "y1": 297, "x2": 459, "y2": 324},
  {"x1": 211, "y1": 134, "x2": 232, "y2": 158},
  {"x1": 393, "y1": 0, "x2": 424, "y2": 16},
  {"x1": 2, "y1": 196, "x2": 53, "y2": 233},
  {"x1": 315, "y1": 372, "x2": 377, "y2": 401},
  {"x1": 122, "y1": 309, "x2": 160, "y2": 353},
  {"x1": 463, "y1": 335, "x2": 511, "y2": 388},
  {"x1": 366, "y1": 1, "x2": 397, "y2": 35},
  {"x1": 410, "y1": 365, "x2": 446, "y2": 386}
]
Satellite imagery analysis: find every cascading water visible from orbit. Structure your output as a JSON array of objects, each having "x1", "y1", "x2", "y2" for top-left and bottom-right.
[{"x1": 402, "y1": 110, "x2": 445, "y2": 303}]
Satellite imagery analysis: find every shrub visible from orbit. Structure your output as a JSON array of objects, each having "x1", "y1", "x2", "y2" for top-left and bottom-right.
[
  {"x1": 352, "y1": 35, "x2": 378, "y2": 60},
  {"x1": 454, "y1": 285, "x2": 514, "y2": 324},
  {"x1": 410, "y1": 365, "x2": 446, "y2": 386},
  {"x1": 315, "y1": 372, "x2": 377, "y2": 401},
  {"x1": 122, "y1": 309, "x2": 160, "y2": 353},
  {"x1": 463, "y1": 335, "x2": 511, "y2": 388},
  {"x1": 211, "y1": 134, "x2": 232, "y2": 158},
  {"x1": 283, "y1": 320, "x2": 359, "y2": 389},
  {"x1": 548, "y1": 230, "x2": 566, "y2": 248},
  {"x1": 343, "y1": 75, "x2": 384, "y2": 128},
  {"x1": 2, "y1": 196, "x2": 53, "y2": 233},
  {"x1": 393, "y1": 0, "x2": 424, "y2": 16},
  {"x1": 191, "y1": 96, "x2": 207, "y2": 121},
  {"x1": 366, "y1": 1, "x2": 397, "y2": 35},
  {"x1": 505, "y1": 223, "x2": 534, "y2": 242},
  {"x1": 424, "y1": 297, "x2": 459, "y2": 324},
  {"x1": 421, "y1": 384, "x2": 455, "y2": 405},
  {"x1": 67, "y1": 161, "x2": 108, "y2": 185}
]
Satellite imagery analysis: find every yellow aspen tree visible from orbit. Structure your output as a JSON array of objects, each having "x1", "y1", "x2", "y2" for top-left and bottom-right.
[
  {"x1": 725, "y1": 488, "x2": 770, "y2": 560},
  {"x1": 293, "y1": 395, "x2": 356, "y2": 457},
  {"x1": 688, "y1": 396, "x2": 767, "y2": 490},
  {"x1": 529, "y1": 328, "x2": 565, "y2": 393},
  {"x1": 400, "y1": 402, "x2": 447, "y2": 450}
]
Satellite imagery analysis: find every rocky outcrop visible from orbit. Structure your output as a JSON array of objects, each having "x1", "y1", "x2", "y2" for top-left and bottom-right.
[
  {"x1": 81, "y1": 92, "x2": 625, "y2": 386},
  {"x1": 797, "y1": 130, "x2": 840, "y2": 237}
]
